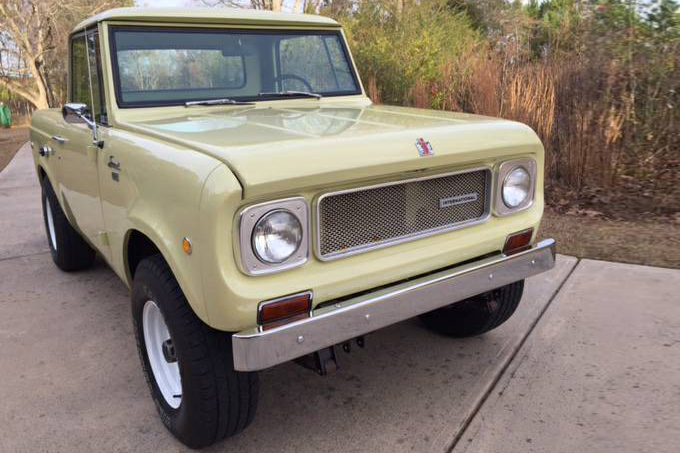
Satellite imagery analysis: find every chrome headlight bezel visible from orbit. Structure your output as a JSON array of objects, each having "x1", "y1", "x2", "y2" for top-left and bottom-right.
[
  {"x1": 238, "y1": 197, "x2": 309, "y2": 276},
  {"x1": 495, "y1": 158, "x2": 537, "y2": 216}
]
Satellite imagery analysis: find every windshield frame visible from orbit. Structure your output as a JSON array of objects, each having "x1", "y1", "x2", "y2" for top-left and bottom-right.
[{"x1": 108, "y1": 25, "x2": 363, "y2": 108}]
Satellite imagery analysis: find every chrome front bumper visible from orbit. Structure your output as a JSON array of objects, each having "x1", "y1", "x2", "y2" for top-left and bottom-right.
[{"x1": 232, "y1": 239, "x2": 556, "y2": 372}]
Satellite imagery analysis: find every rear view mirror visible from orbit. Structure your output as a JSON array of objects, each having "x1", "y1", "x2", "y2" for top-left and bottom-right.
[
  {"x1": 221, "y1": 36, "x2": 255, "y2": 57},
  {"x1": 222, "y1": 47, "x2": 246, "y2": 57}
]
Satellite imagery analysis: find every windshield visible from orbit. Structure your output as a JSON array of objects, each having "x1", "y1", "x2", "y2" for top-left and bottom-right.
[{"x1": 110, "y1": 27, "x2": 361, "y2": 107}]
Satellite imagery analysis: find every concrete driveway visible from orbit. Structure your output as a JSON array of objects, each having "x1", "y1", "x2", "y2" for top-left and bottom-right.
[{"x1": 1, "y1": 144, "x2": 679, "y2": 453}]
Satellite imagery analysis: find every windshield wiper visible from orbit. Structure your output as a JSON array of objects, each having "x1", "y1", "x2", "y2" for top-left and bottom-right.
[
  {"x1": 258, "y1": 90, "x2": 323, "y2": 99},
  {"x1": 185, "y1": 98, "x2": 254, "y2": 107}
]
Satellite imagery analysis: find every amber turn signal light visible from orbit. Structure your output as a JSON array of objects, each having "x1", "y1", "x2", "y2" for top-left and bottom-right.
[
  {"x1": 503, "y1": 228, "x2": 534, "y2": 256},
  {"x1": 182, "y1": 237, "x2": 192, "y2": 255},
  {"x1": 258, "y1": 291, "x2": 312, "y2": 329}
]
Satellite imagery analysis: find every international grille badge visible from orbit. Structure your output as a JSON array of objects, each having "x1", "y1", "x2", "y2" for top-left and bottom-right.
[{"x1": 416, "y1": 138, "x2": 434, "y2": 156}]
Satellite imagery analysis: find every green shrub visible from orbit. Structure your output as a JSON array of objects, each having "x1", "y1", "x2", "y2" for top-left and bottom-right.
[{"x1": 332, "y1": 0, "x2": 481, "y2": 105}]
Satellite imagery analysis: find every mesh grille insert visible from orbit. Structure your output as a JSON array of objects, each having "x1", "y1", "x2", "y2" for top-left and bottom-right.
[{"x1": 318, "y1": 169, "x2": 490, "y2": 259}]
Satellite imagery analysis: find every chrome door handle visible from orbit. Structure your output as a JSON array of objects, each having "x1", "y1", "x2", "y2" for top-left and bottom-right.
[
  {"x1": 51, "y1": 135, "x2": 67, "y2": 144},
  {"x1": 108, "y1": 156, "x2": 121, "y2": 171}
]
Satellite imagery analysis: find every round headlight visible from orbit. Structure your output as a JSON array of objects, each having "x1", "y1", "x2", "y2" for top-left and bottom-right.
[
  {"x1": 502, "y1": 167, "x2": 531, "y2": 208},
  {"x1": 252, "y1": 210, "x2": 303, "y2": 264}
]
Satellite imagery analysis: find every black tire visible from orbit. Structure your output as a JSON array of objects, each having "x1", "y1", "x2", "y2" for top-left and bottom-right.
[
  {"x1": 131, "y1": 255, "x2": 259, "y2": 449},
  {"x1": 419, "y1": 280, "x2": 524, "y2": 337},
  {"x1": 41, "y1": 179, "x2": 96, "y2": 271}
]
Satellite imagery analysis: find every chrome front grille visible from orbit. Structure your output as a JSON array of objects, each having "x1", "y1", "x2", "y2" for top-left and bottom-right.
[{"x1": 317, "y1": 168, "x2": 491, "y2": 260}]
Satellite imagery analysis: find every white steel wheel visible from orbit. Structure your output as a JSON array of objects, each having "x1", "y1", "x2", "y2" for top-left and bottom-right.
[
  {"x1": 45, "y1": 196, "x2": 57, "y2": 251},
  {"x1": 132, "y1": 255, "x2": 260, "y2": 448},
  {"x1": 143, "y1": 300, "x2": 182, "y2": 409},
  {"x1": 41, "y1": 180, "x2": 96, "y2": 271}
]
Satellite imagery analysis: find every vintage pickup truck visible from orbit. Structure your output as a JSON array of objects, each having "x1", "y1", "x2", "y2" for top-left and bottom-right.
[{"x1": 30, "y1": 7, "x2": 555, "y2": 448}]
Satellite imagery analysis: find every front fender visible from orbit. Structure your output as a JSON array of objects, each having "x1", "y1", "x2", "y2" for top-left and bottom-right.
[
  {"x1": 101, "y1": 128, "x2": 227, "y2": 326},
  {"x1": 122, "y1": 217, "x2": 210, "y2": 322}
]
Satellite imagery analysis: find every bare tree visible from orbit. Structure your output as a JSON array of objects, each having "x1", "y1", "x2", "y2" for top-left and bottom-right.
[
  {"x1": 199, "y1": 0, "x2": 244, "y2": 7},
  {"x1": 201, "y1": 0, "x2": 350, "y2": 13},
  {"x1": 200, "y1": 0, "x2": 295, "y2": 11},
  {"x1": 0, "y1": 0, "x2": 130, "y2": 109}
]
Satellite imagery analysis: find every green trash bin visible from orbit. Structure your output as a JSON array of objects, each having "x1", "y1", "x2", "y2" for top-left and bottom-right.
[{"x1": 0, "y1": 103, "x2": 12, "y2": 128}]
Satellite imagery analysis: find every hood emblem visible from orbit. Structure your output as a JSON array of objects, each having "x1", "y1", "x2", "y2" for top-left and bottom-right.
[{"x1": 416, "y1": 138, "x2": 434, "y2": 156}]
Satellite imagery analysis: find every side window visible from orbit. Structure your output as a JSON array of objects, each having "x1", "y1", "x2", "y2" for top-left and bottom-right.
[
  {"x1": 87, "y1": 32, "x2": 106, "y2": 124},
  {"x1": 70, "y1": 31, "x2": 106, "y2": 124},
  {"x1": 71, "y1": 36, "x2": 89, "y2": 106}
]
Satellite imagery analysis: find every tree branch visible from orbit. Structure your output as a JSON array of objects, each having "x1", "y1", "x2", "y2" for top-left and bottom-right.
[{"x1": 0, "y1": 76, "x2": 40, "y2": 106}]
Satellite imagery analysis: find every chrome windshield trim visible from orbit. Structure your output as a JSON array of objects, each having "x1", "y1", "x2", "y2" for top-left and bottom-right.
[
  {"x1": 232, "y1": 238, "x2": 556, "y2": 371},
  {"x1": 314, "y1": 166, "x2": 493, "y2": 261}
]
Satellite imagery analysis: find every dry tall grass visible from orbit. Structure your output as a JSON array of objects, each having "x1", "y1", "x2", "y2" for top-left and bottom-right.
[
  {"x1": 403, "y1": 50, "x2": 675, "y2": 193},
  {"x1": 336, "y1": 0, "x2": 679, "y2": 210}
]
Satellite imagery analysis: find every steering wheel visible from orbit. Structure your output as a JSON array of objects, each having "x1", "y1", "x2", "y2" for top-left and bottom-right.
[{"x1": 274, "y1": 74, "x2": 314, "y2": 92}]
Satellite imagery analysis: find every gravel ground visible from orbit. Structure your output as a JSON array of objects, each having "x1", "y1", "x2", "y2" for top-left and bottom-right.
[{"x1": 0, "y1": 127, "x2": 29, "y2": 172}]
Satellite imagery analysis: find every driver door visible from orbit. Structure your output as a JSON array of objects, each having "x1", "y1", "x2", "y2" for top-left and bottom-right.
[{"x1": 56, "y1": 29, "x2": 110, "y2": 260}]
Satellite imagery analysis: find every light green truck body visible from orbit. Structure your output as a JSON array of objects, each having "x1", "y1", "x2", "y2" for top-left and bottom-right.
[
  {"x1": 30, "y1": 8, "x2": 546, "y2": 335},
  {"x1": 29, "y1": 8, "x2": 557, "y2": 446}
]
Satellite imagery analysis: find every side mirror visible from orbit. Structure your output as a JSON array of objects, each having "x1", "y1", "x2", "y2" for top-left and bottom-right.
[
  {"x1": 62, "y1": 102, "x2": 103, "y2": 148},
  {"x1": 62, "y1": 103, "x2": 95, "y2": 129}
]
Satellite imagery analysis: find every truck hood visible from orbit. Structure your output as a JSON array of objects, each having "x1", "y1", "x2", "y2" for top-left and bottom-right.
[{"x1": 118, "y1": 102, "x2": 541, "y2": 199}]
